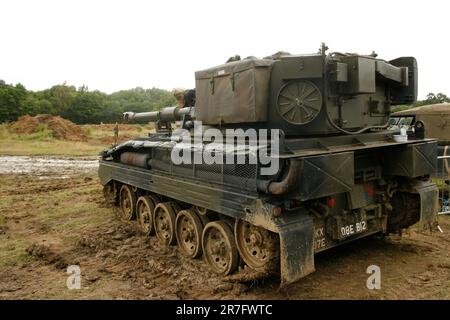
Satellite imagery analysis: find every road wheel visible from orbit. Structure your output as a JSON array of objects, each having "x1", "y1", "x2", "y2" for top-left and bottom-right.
[
  {"x1": 153, "y1": 202, "x2": 177, "y2": 245},
  {"x1": 202, "y1": 221, "x2": 238, "y2": 275},
  {"x1": 234, "y1": 219, "x2": 280, "y2": 272},
  {"x1": 136, "y1": 196, "x2": 155, "y2": 236},
  {"x1": 119, "y1": 184, "x2": 136, "y2": 221},
  {"x1": 175, "y1": 209, "x2": 204, "y2": 258}
]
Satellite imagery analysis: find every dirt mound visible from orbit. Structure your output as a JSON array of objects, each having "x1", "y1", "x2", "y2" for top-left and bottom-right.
[
  {"x1": 11, "y1": 114, "x2": 87, "y2": 141},
  {"x1": 25, "y1": 243, "x2": 68, "y2": 269}
]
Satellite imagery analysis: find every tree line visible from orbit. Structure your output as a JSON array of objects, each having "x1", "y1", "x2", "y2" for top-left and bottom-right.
[
  {"x1": 0, "y1": 80, "x2": 176, "y2": 124},
  {"x1": 0, "y1": 79, "x2": 448, "y2": 124},
  {"x1": 391, "y1": 92, "x2": 450, "y2": 113}
]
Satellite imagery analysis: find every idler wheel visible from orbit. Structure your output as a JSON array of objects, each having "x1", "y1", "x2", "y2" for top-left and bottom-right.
[
  {"x1": 136, "y1": 196, "x2": 155, "y2": 236},
  {"x1": 153, "y1": 202, "x2": 177, "y2": 245},
  {"x1": 202, "y1": 221, "x2": 238, "y2": 275},
  {"x1": 175, "y1": 209, "x2": 204, "y2": 258},
  {"x1": 234, "y1": 219, "x2": 280, "y2": 272},
  {"x1": 119, "y1": 184, "x2": 136, "y2": 221}
]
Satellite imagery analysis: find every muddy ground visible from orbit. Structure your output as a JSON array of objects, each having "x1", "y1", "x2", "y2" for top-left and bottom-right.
[{"x1": 0, "y1": 156, "x2": 449, "y2": 300}]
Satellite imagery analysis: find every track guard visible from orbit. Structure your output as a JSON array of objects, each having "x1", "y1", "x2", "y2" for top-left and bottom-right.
[
  {"x1": 277, "y1": 214, "x2": 315, "y2": 286},
  {"x1": 409, "y1": 180, "x2": 439, "y2": 229}
]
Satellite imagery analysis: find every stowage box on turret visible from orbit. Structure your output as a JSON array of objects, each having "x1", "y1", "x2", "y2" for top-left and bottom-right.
[{"x1": 99, "y1": 44, "x2": 438, "y2": 285}]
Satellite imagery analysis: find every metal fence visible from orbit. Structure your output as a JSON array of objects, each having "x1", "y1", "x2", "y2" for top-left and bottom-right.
[{"x1": 437, "y1": 155, "x2": 450, "y2": 215}]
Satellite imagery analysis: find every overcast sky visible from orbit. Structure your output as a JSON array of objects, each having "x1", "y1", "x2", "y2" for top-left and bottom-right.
[{"x1": 1, "y1": 0, "x2": 448, "y2": 99}]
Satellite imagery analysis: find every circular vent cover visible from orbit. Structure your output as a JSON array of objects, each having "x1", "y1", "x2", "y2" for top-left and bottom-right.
[{"x1": 276, "y1": 80, "x2": 322, "y2": 125}]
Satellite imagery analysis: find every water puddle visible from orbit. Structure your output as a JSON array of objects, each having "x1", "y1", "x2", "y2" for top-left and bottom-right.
[{"x1": 0, "y1": 156, "x2": 99, "y2": 178}]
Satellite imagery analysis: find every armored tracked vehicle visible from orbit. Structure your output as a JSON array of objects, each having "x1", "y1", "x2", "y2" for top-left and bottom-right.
[
  {"x1": 99, "y1": 44, "x2": 439, "y2": 285},
  {"x1": 391, "y1": 103, "x2": 450, "y2": 181}
]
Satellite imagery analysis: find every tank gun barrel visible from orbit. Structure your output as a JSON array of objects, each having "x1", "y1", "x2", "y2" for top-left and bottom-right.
[{"x1": 123, "y1": 106, "x2": 194, "y2": 123}]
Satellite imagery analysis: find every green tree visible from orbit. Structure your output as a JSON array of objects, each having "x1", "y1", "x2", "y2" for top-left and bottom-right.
[
  {"x1": 0, "y1": 80, "x2": 178, "y2": 124},
  {"x1": 408, "y1": 92, "x2": 450, "y2": 108},
  {"x1": 0, "y1": 82, "x2": 28, "y2": 122},
  {"x1": 63, "y1": 87, "x2": 107, "y2": 124}
]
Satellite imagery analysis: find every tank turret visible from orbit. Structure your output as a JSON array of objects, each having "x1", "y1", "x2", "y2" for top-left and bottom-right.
[
  {"x1": 123, "y1": 45, "x2": 417, "y2": 138},
  {"x1": 194, "y1": 46, "x2": 417, "y2": 136}
]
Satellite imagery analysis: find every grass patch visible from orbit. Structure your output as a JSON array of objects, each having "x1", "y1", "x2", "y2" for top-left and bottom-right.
[
  {"x1": 15, "y1": 124, "x2": 54, "y2": 141},
  {"x1": 0, "y1": 175, "x2": 112, "y2": 269},
  {"x1": 0, "y1": 123, "x2": 149, "y2": 157},
  {"x1": 0, "y1": 193, "x2": 16, "y2": 213},
  {"x1": 0, "y1": 123, "x2": 10, "y2": 139},
  {"x1": 24, "y1": 180, "x2": 111, "y2": 235},
  {"x1": 0, "y1": 235, "x2": 32, "y2": 267},
  {"x1": 55, "y1": 207, "x2": 112, "y2": 234},
  {"x1": 36, "y1": 204, "x2": 95, "y2": 225},
  {"x1": 438, "y1": 288, "x2": 449, "y2": 299},
  {"x1": 83, "y1": 126, "x2": 93, "y2": 137},
  {"x1": 0, "y1": 138, "x2": 104, "y2": 156}
]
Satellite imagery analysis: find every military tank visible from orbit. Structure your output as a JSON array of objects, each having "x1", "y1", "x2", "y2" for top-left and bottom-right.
[{"x1": 99, "y1": 44, "x2": 439, "y2": 285}]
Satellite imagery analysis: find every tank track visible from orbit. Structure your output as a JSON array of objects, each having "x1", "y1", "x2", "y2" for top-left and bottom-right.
[{"x1": 104, "y1": 181, "x2": 280, "y2": 278}]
